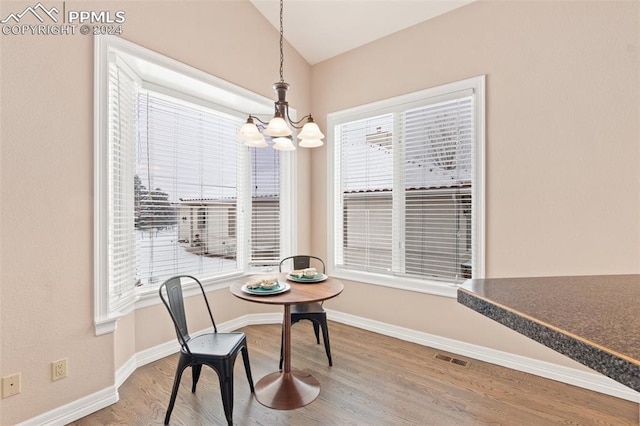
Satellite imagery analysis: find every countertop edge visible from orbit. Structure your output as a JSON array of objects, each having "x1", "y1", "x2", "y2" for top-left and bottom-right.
[{"x1": 457, "y1": 288, "x2": 640, "y2": 393}]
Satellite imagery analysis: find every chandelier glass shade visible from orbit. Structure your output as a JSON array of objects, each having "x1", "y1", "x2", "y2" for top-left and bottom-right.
[{"x1": 237, "y1": 0, "x2": 324, "y2": 150}]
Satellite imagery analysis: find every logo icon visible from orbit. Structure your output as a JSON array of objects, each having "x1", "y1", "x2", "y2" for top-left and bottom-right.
[{"x1": 1, "y1": 2, "x2": 59, "y2": 24}]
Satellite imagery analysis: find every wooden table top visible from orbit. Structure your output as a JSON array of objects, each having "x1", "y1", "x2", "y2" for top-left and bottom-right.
[
  {"x1": 229, "y1": 273, "x2": 344, "y2": 306},
  {"x1": 457, "y1": 274, "x2": 640, "y2": 393}
]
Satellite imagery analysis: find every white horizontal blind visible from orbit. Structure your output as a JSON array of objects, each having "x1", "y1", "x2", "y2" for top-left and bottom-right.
[
  {"x1": 135, "y1": 91, "x2": 242, "y2": 287},
  {"x1": 108, "y1": 61, "x2": 137, "y2": 311},
  {"x1": 403, "y1": 96, "x2": 473, "y2": 282},
  {"x1": 251, "y1": 144, "x2": 280, "y2": 264},
  {"x1": 338, "y1": 114, "x2": 394, "y2": 273},
  {"x1": 335, "y1": 94, "x2": 475, "y2": 283}
]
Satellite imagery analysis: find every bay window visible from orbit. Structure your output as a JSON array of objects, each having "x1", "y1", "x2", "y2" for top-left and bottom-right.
[{"x1": 94, "y1": 35, "x2": 294, "y2": 334}]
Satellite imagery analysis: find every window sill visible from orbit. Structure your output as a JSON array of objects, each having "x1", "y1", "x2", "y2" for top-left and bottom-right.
[
  {"x1": 134, "y1": 272, "x2": 254, "y2": 309},
  {"x1": 94, "y1": 300, "x2": 136, "y2": 336},
  {"x1": 95, "y1": 316, "x2": 120, "y2": 336},
  {"x1": 328, "y1": 268, "x2": 460, "y2": 298},
  {"x1": 94, "y1": 273, "x2": 252, "y2": 335}
]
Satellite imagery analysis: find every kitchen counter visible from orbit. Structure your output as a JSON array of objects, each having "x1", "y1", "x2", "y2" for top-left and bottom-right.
[{"x1": 457, "y1": 274, "x2": 640, "y2": 393}]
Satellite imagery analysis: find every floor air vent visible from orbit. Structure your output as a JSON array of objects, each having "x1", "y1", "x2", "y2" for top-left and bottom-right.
[{"x1": 435, "y1": 354, "x2": 469, "y2": 367}]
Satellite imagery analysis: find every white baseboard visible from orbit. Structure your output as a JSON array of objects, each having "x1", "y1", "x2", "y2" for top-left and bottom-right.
[
  {"x1": 326, "y1": 309, "x2": 640, "y2": 403},
  {"x1": 21, "y1": 310, "x2": 638, "y2": 425},
  {"x1": 17, "y1": 386, "x2": 118, "y2": 426}
]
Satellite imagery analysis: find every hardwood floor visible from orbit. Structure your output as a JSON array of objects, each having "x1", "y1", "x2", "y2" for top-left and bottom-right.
[{"x1": 70, "y1": 322, "x2": 638, "y2": 425}]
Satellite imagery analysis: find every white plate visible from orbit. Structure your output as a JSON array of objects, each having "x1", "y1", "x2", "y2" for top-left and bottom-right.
[
  {"x1": 241, "y1": 282, "x2": 291, "y2": 296},
  {"x1": 286, "y1": 273, "x2": 328, "y2": 283}
]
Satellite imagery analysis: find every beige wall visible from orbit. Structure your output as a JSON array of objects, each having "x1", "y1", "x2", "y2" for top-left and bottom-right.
[
  {"x1": 0, "y1": 1, "x2": 307, "y2": 424},
  {"x1": 312, "y1": 0, "x2": 639, "y2": 369},
  {"x1": 0, "y1": 0, "x2": 638, "y2": 424},
  {"x1": 311, "y1": 0, "x2": 640, "y2": 276}
]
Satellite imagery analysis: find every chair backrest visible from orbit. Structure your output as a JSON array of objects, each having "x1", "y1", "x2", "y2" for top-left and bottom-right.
[
  {"x1": 279, "y1": 255, "x2": 326, "y2": 273},
  {"x1": 158, "y1": 275, "x2": 217, "y2": 351}
]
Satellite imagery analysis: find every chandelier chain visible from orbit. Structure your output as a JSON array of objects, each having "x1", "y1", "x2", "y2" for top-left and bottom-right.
[
  {"x1": 236, "y1": 0, "x2": 323, "y2": 149},
  {"x1": 279, "y1": 0, "x2": 284, "y2": 83}
]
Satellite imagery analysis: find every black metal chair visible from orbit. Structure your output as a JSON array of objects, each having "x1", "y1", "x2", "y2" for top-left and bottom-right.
[
  {"x1": 158, "y1": 275, "x2": 254, "y2": 425},
  {"x1": 278, "y1": 255, "x2": 333, "y2": 369}
]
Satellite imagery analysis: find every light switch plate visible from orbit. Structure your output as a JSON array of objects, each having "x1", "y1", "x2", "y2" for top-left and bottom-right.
[{"x1": 2, "y1": 373, "x2": 21, "y2": 398}]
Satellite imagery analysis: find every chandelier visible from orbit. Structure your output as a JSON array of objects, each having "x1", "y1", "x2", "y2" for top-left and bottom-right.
[{"x1": 237, "y1": 0, "x2": 324, "y2": 151}]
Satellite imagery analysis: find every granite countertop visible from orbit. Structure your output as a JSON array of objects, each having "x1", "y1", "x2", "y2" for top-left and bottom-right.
[{"x1": 457, "y1": 274, "x2": 640, "y2": 393}]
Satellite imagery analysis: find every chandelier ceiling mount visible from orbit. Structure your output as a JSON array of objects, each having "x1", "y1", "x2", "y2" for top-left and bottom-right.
[{"x1": 237, "y1": 0, "x2": 324, "y2": 151}]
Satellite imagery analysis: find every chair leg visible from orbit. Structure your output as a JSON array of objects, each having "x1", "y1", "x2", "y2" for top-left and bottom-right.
[
  {"x1": 217, "y1": 363, "x2": 235, "y2": 426},
  {"x1": 164, "y1": 355, "x2": 189, "y2": 425},
  {"x1": 191, "y1": 364, "x2": 202, "y2": 393},
  {"x1": 241, "y1": 346, "x2": 255, "y2": 392},
  {"x1": 321, "y1": 320, "x2": 333, "y2": 367},
  {"x1": 312, "y1": 321, "x2": 321, "y2": 344}
]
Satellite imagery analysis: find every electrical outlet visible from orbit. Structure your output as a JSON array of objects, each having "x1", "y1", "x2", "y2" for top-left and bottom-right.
[
  {"x1": 52, "y1": 358, "x2": 67, "y2": 381},
  {"x1": 2, "y1": 373, "x2": 21, "y2": 398}
]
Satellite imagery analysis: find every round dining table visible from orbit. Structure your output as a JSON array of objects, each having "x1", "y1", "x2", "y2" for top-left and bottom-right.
[{"x1": 229, "y1": 273, "x2": 344, "y2": 410}]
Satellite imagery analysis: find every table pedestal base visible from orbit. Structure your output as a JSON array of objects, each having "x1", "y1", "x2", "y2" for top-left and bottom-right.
[{"x1": 254, "y1": 370, "x2": 320, "y2": 410}]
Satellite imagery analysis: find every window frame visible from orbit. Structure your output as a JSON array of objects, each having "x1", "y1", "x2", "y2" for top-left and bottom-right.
[
  {"x1": 326, "y1": 76, "x2": 485, "y2": 298},
  {"x1": 94, "y1": 35, "x2": 296, "y2": 334}
]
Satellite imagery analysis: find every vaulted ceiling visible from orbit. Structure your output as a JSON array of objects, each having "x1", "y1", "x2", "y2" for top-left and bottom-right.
[{"x1": 251, "y1": 0, "x2": 476, "y2": 65}]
